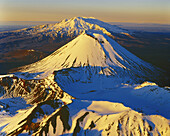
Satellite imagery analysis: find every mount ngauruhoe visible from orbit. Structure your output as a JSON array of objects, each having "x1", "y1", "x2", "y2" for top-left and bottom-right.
[
  {"x1": 0, "y1": 17, "x2": 169, "y2": 136},
  {"x1": 16, "y1": 31, "x2": 160, "y2": 83}
]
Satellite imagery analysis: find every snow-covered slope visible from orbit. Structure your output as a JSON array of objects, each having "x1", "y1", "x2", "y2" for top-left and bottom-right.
[
  {"x1": 0, "y1": 99, "x2": 169, "y2": 136},
  {"x1": 54, "y1": 70, "x2": 170, "y2": 118},
  {"x1": 17, "y1": 31, "x2": 159, "y2": 83},
  {"x1": 48, "y1": 16, "x2": 128, "y2": 37},
  {"x1": 0, "y1": 17, "x2": 169, "y2": 136},
  {"x1": 0, "y1": 73, "x2": 169, "y2": 135}
]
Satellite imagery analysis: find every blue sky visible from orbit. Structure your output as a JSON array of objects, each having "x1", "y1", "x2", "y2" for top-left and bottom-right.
[{"x1": 0, "y1": 0, "x2": 170, "y2": 24}]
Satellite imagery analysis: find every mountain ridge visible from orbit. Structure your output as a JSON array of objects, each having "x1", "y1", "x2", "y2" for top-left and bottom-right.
[{"x1": 0, "y1": 17, "x2": 169, "y2": 136}]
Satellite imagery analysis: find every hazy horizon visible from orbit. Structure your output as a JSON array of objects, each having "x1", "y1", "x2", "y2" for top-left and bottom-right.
[{"x1": 0, "y1": 20, "x2": 170, "y2": 26}]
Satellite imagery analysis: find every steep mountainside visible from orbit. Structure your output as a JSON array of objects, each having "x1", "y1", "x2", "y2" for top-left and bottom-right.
[
  {"x1": 0, "y1": 99, "x2": 169, "y2": 136},
  {"x1": 16, "y1": 31, "x2": 161, "y2": 83},
  {"x1": 0, "y1": 17, "x2": 169, "y2": 136}
]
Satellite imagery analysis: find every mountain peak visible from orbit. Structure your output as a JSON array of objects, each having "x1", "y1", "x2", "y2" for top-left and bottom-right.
[
  {"x1": 67, "y1": 16, "x2": 96, "y2": 20},
  {"x1": 60, "y1": 17, "x2": 96, "y2": 24},
  {"x1": 55, "y1": 16, "x2": 128, "y2": 36},
  {"x1": 16, "y1": 31, "x2": 158, "y2": 82}
]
